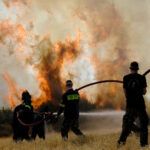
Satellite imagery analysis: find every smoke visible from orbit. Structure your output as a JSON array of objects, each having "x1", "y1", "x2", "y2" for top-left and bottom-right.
[
  {"x1": 74, "y1": 0, "x2": 123, "y2": 46},
  {"x1": 0, "y1": 0, "x2": 150, "y2": 109},
  {"x1": 72, "y1": 0, "x2": 130, "y2": 108},
  {"x1": 2, "y1": 0, "x2": 30, "y2": 8},
  {"x1": 29, "y1": 34, "x2": 81, "y2": 107}
]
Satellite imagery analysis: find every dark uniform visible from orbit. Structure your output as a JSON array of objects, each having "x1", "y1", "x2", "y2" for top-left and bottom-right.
[
  {"x1": 57, "y1": 88, "x2": 83, "y2": 139},
  {"x1": 118, "y1": 73, "x2": 149, "y2": 147},
  {"x1": 12, "y1": 91, "x2": 33, "y2": 141},
  {"x1": 31, "y1": 114, "x2": 45, "y2": 140}
]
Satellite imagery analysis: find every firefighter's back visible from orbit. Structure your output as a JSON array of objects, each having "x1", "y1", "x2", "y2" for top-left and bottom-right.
[
  {"x1": 63, "y1": 89, "x2": 79, "y2": 119},
  {"x1": 123, "y1": 73, "x2": 146, "y2": 109}
]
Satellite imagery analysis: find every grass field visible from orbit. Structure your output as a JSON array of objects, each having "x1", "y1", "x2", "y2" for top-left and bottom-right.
[
  {"x1": 0, "y1": 131, "x2": 150, "y2": 150},
  {"x1": 0, "y1": 111, "x2": 149, "y2": 150}
]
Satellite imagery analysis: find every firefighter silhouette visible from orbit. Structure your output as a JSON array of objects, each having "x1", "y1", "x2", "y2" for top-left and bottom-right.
[
  {"x1": 31, "y1": 107, "x2": 49, "y2": 140},
  {"x1": 12, "y1": 90, "x2": 33, "y2": 141},
  {"x1": 57, "y1": 80, "x2": 84, "y2": 140},
  {"x1": 118, "y1": 62, "x2": 149, "y2": 147}
]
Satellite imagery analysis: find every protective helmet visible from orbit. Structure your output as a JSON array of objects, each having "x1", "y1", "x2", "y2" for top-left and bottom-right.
[
  {"x1": 22, "y1": 90, "x2": 31, "y2": 101},
  {"x1": 129, "y1": 61, "x2": 139, "y2": 70},
  {"x1": 66, "y1": 80, "x2": 73, "y2": 87}
]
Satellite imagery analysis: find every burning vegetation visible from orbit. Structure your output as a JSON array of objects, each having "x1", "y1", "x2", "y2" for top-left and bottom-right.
[
  {"x1": 1, "y1": 0, "x2": 147, "y2": 110},
  {"x1": 30, "y1": 35, "x2": 81, "y2": 108}
]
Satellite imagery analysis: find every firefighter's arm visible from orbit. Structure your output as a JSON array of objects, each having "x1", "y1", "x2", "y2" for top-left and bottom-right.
[
  {"x1": 57, "y1": 105, "x2": 65, "y2": 117},
  {"x1": 143, "y1": 88, "x2": 147, "y2": 95},
  {"x1": 57, "y1": 95, "x2": 66, "y2": 117},
  {"x1": 17, "y1": 110, "x2": 23, "y2": 118}
]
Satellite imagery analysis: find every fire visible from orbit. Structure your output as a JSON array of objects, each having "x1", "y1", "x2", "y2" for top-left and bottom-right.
[
  {"x1": 27, "y1": 33, "x2": 81, "y2": 108},
  {"x1": 32, "y1": 73, "x2": 52, "y2": 108},
  {"x1": 0, "y1": 19, "x2": 27, "y2": 44},
  {"x1": 116, "y1": 104, "x2": 121, "y2": 111},
  {"x1": 99, "y1": 100, "x2": 104, "y2": 108},
  {"x1": 14, "y1": 24, "x2": 27, "y2": 44},
  {"x1": 3, "y1": 73, "x2": 22, "y2": 107},
  {"x1": 1, "y1": 0, "x2": 131, "y2": 110}
]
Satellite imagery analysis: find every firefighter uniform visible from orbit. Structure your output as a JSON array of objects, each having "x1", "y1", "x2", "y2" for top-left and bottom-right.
[
  {"x1": 12, "y1": 91, "x2": 33, "y2": 141},
  {"x1": 31, "y1": 114, "x2": 45, "y2": 140},
  {"x1": 118, "y1": 62, "x2": 149, "y2": 147},
  {"x1": 57, "y1": 88, "x2": 83, "y2": 139}
]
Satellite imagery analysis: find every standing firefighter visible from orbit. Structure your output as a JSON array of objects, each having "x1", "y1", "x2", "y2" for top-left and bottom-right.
[
  {"x1": 12, "y1": 90, "x2": 33, "y2": 141},
  {"x1": 118, "y1": 62, "x2": 149, "y2": 147},
  {"x1": 57, "y1": 80, "x2": 84, "y2": 140}
]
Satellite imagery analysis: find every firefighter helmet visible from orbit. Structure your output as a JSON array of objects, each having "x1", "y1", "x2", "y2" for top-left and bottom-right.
[
  {"x1": 22, "y1": 90, "x2": 31, "y2": 101},
  {"x1": 66, "y1": 80, "x2": 73, "y2": 87},
  {"x1": 129, "y1": 61, "x2": 139, "y2": 70}
]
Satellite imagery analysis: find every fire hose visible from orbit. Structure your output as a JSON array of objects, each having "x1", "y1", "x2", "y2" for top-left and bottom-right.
[
  {"x1": 18, "y1": 112, "x2": 53, "y2": 127},
  {"x1": 76, "y1": 69, "x2": 150, "y2": 91},
  {"x1": 76, "y1": 80, "x2": 123, "y2": 91},
  {"x1": 18, "y1": 69, "x2": 150, "y2": 127}
]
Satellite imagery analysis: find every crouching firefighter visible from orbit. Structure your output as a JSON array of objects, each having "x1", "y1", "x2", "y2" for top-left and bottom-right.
[
  {"x1": 12, "y1": 90, "x2": 34, "y2": 142},
  {"x1": 57, "y1": 80, "x2": 84, "y2": 140}
]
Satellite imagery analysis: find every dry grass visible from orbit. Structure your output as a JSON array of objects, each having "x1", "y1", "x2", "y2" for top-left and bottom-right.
[
  {"x1": 0, "y1": 111, "x2": 148, "y2": 150},
  {"x1": 0, "y1": 131, "x2": 150, "y2": 150}
]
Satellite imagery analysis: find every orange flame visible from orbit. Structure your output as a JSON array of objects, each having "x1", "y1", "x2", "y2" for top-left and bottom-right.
[
  {"x1": 99, "y1": 100, "x2": 104, "y2": 108},
  {"x1": 1, "y1": 1, "x2": 129, "y2": 111},
  {"x1": 116, "y1": 104, "x2": 121, "y2": 111},
  {"x1": 29, "y1": 33, "x2": 81, "y2": 108},
  {"x1": 3, "y1": 73, "x2": 22, "y2": 107}
]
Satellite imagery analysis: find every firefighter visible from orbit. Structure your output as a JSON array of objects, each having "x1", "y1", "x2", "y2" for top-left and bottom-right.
[
  {"x1": 12, "y1": 90, "x2": 33, "y2": 141},
  {"x1": 31, "y1": 113, "x2": 45, "y2": 140},
  {"x1": 57, "y1": 80, "x2": 84, "y2": 140},
  {"x1": 31, "y1": 107, "x2": 49, "y2": 140},
  {"x1": 118, "y1": 62, "x2": 149, "y2": 147}
]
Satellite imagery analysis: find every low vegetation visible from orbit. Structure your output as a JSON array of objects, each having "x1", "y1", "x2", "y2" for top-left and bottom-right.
[
  {"x1": 0, "y1": 131, "x2": 150, "y2": 150},
  {"x1": 0, "y1": 99, "x2": 98, "y2": 137},
  {"x1": 0, "y1": 109, "x2": 13, "y2": 137}
]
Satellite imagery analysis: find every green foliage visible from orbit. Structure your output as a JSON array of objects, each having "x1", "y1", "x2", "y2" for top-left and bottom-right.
[
  {"x1": 79, "y1": 99, "x2": 97, "y2": 111},
  {"x1": 38, "y1": 99, "x2": 97, "y2": 112},
  {"x1": 0, "y1": 99, "x2": 98, "y2": 137},
  {"x1": 37, "y1": 101, "x2": 58, "y2": 112},
  {"x1": 0, "y1": 109, "x2": 13, "y2": 124},
  {"x1": 38, "y1": 99, "x2": 97, "y2": 111},
  {"x1": 0, "y1": 124, "x2": 12, "y2": 137},
  {"x1": 0, "y1": 108, "x2": 13, "y2": 137}
]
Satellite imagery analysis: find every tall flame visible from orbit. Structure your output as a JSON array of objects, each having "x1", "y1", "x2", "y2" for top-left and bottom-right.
[
  {"x1": 3, "y1": 73, "x2": 22, "y2": 107},
  {"x1": 1, "y1": 0, "x2": 148, "y2": 110}
]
